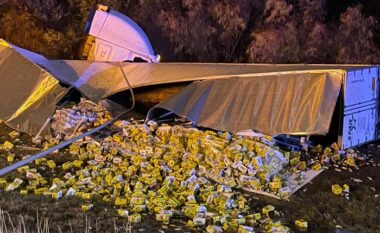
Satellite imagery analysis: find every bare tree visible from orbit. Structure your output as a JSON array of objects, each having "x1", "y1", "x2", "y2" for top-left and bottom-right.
[
  {"x1": 155, "y1": 0, "x2": 254, "y2": 62},
  {"x1": 335, "y1": 5, "x2": 380, "y2": 64},
  {"x1": 246, "y1": 0, "x2": 301, "y2": 63}
]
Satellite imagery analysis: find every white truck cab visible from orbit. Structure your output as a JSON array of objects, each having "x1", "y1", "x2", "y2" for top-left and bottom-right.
[{"x1": 81, "y1": 5, "x2": 159, "y2": 63}]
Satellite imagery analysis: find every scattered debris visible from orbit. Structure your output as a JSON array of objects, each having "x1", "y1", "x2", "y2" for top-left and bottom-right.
[
  {"x1": 50, "y1": 98, "x2": 113, "y2": 141},
  {"x1": 331, "y1": 183, "x2": 350, "y2": 199},
  {"x1": 332, "y1": 184, "x2": 343, "y2": 195},
  {"x1": 8, "y1": 131, "x2": 20, "y2": 138},
  {"x1": 3, "y1": 141, "x2": 14, "y2": 150},
  {"x1": 15, "y1": 145, "x2": 41, "y2": 151},
  {"x1": 81, "y1": 204, "x2": 93, "y2": 211},
  {"x1": 343, "y1": 184, "x2": 350, "y2": 200},
  {"x1": 0, "y1": 98, "x2": 376, "y2": 231},
  {"x1": 1, "y1": 118, "x2": 297, "y2": 231},
  {"x1": 350, "y1": 178, "x2": 363, "y2": 183},
  {"x1": 295, "y1": 219, "x2": 308, "y2": 231}
]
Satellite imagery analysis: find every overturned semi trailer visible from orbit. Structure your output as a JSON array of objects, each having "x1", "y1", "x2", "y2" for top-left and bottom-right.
[
  {"x1": 0, "y1": 40, "x2": 378, "y2": 149},
  {"x1": 39, "y1": 58, "x2": 377, "y2": 149}
]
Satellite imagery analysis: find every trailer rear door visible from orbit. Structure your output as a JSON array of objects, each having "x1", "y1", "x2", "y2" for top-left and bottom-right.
[{"x1": 342, "y1": 66, "x2": 378, "y2": 148}]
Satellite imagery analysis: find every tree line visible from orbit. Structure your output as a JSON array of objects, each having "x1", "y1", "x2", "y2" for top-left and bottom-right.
[{"x1": 0, "y1": 0, "x2": 379, "y2": 63}]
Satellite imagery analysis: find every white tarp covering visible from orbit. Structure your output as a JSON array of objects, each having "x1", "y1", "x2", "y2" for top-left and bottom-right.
[
  {"x1": 0, "y1": 41, "x2": 373, "y2": 137},
  {"x1": 147, "y1": 71, "x2": 344, "y2": 135}
]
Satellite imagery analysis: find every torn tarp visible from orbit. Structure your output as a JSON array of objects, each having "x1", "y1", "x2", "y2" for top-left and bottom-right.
[
  {"x1": 0, "y1": 43, "x2": 67, "y2": 136},
  {"x1": 147, "y1": 71, "x2": 343, "y2": 135}
]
